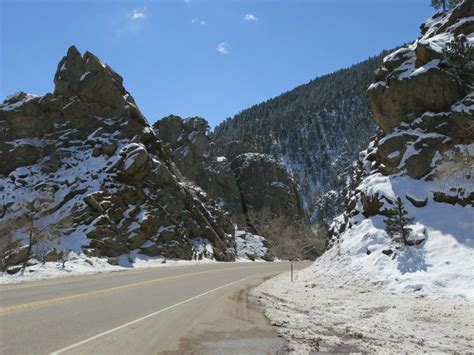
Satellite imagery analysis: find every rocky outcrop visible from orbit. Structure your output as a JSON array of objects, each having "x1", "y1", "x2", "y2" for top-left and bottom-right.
[
  {"x1": 153, "y1": 116, "x2": 243, "y2": 219},
  {"x1": 154, "y1": 116, "x2": 309, "y2": 222},
  {"x1": 0, "y1": 46, "x2": 237, "y2": 266},
  {"x1": 54, "y1": 46, "x2": 147, "y2": 125},
  {"x1": 230, "y1": 153, "x2": 306, "y2": 220},
  {"x1": 154, "y1": 116, "x2": 325, "y2": 258},
  {"x1": 367, "y1": 0, "x2": 473, "y2": 134}
]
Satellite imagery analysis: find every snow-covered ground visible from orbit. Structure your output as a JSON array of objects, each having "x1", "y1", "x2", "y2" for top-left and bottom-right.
[
  {"x1": 335, "y1": 172, "x2": 474, "y2": 300},
  {"x1": 0, "y1": 229, "x2": 271, "y2": 285},
  {"x1": 0, "y1": 252, "x2": 219, "y2": 285},
  {"x1": 253, "y1": 267, "x2": 474, "y2": 353},
  {"x1": 253, "y1": 171, "x2": 474, "y2": 352}
]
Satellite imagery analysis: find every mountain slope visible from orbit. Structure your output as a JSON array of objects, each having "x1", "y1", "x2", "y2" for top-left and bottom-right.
[{"x1": 214, "y1": 51, "x2": 390, "y2": 221}]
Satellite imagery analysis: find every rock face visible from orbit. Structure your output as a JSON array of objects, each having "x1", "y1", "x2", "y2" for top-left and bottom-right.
[
  {"x1": 230, "y1": 153, "x2": 306, "y2": 219},
  {"x1": 330, "y1": 2, "x2": 474, "y2": 244},
  {"x1": 54, "y1": 46, "x2": 147, "y2": 126},
  {"x1": 0, "y1": 46, "x2": 237, "y2": 268},
  {"x1": 153, "y1": 116, "x2": 243, "y2": 219},
  {"x1": 154, "y1": 116, "x2": 325, "y2": 259},
  {"x1": 367, "y1": 0, "x2": 473, "y2": 133}
]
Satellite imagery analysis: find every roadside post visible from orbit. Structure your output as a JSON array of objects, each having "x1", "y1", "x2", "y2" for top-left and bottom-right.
[{"x1": 291, "y1": 262, "x2": 294, "y2": 282}]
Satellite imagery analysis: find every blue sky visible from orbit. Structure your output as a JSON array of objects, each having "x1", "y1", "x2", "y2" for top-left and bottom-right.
[{"x1": 1, "y1": 0, "x2": 433, "y2": 127}]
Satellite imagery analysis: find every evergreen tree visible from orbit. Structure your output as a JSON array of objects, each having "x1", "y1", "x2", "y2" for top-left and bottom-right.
[
  {"x1": 431, "y1": 0, "x2": 462, "y2": 11},
  {"x1": 432, "y1": 0, "x2": 447, "y2": 11},
  {"x1": 384, "y1": 197, "x2": 415, "y2": 244},
  {"x1": 443, "y1": 34, "x2": 474, "y2": 81}
]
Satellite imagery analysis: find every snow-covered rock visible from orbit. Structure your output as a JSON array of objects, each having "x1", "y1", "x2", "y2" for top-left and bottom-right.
[
  {"x1": 367, "y1": 0, "x2": 473, "y2": 133},
  {"x1": 0, "y1": 46, "x2": 238, "y2": 277},
  {"x1": 235, "y1": 229, "x2": 273, "y2": 261}
]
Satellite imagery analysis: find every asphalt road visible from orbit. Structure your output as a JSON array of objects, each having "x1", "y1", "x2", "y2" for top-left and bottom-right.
[{"x1": 0, "y1": 261, "x2": 309, "y2": 354}]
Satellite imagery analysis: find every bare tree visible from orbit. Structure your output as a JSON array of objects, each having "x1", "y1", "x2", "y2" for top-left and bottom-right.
[
  {"x1": 246, "y1": 208, "x2": 326, "y2": 260},
  {"x1": 0, "y1": 182, "x2": 66, "y2": 273}
]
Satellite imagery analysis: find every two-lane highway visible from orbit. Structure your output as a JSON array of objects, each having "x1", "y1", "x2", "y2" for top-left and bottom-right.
[{"x1": 0, "y1": 262, "x2": 308, "y2": 354}]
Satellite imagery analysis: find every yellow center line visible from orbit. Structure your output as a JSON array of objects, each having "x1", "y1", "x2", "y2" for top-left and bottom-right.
[{"x1": 0, "y1": 265, "x2": 265, "y2": 314}]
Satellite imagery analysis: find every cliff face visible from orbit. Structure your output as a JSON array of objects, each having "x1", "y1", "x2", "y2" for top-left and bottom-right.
[
  {"x1": 154, "y1": 116, "x2": 325, "y2": 259},
  {"x1": 0, "y1": 46, "x2": 238, "y2": 271},
  {"x1": 153, "y1": 116, "x2": 244, "y2": 219},
  {"x1": 323, "y1": 1, "x2": 474, "y2": 299}
]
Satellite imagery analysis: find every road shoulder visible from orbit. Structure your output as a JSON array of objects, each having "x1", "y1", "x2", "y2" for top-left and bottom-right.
[
  {"x1": 252, "y1": 267, "x2": 474, "y2": 353},
  {"x1": 166, "y1": 275, "x2": 285, "y2": 354}
]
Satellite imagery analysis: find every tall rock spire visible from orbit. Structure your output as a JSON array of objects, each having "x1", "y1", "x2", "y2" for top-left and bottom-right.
[{"x1": 53, "y1": 45, "x2": 147, "y2": 124}]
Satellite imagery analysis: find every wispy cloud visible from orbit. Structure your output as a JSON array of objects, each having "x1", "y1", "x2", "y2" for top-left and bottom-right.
[
  {"x1": 184, "y1": 0, "x2": 192, "y2": 4},
  {"x1": 192, "y1": 18, "x2": 206, "y2": 25},
  {"x1": 131, "y1": 9, "x2": 146, "y2": 21},
  {"x1": 243, "y1": 13, "x2": 258, "y2": 22},
  {"x1": 116, "y1": 8, "x2": 148, "y2": 38},
  {"x1": 216, "y1": 42, "x2": 231, "y2": 55}
]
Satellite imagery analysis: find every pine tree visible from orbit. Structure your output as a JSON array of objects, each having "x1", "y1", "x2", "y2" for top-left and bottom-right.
[
  {"x1": 431, "y1": 0, "x2": 462, "y2": 11},
  {"x1": 384, "y1": 197, "x2": 415, "y2": 245},
  {"x1": 443, "y1": 34, "x2": 474, "y2": 81},
  {"x1": 432, "y1": 0, "x2": 447, "y2": 11}
]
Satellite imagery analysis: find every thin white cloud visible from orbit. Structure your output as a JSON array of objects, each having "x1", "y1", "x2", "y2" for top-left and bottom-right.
[
  {"x1": 192, "y1": 18, "x2": 206, "y2": 25},
  {"x1": 243, "y1": 13, "x2": 258, "y2": 22},
  {"x1": 131, "y1": 8, "x2": 146, "y2": 21},
  {"x1": 216, "y1": 42, "x2": 231, "y2": 55},
  {"x1": 116, "y1": 8, "x2": 148, "y2": 38},
  {"x1": 184, "y1": 0, "x2": 192, "y2": 4}
]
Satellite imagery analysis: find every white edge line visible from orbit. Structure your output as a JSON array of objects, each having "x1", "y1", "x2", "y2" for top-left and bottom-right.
[{"x1": 50, "y1": 275, "x2": 255, "y2": 354}]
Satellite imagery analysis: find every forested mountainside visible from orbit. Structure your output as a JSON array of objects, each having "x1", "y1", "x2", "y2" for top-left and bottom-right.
[{"x1": 214, "y1": 51, "x2": 390, "y2": 222}]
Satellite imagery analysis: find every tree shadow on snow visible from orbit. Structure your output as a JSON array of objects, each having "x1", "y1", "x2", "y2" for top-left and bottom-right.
[
  {"x1": 390, "y1": 176, "x2": 474, "y2": 249},
  {"x1": 397, "y1": 244, "x2": 430, "y2": 274}
]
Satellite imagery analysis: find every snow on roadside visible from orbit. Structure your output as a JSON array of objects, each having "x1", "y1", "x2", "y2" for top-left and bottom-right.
[
  {"x1": 252, "y1": 161, "x2": 474, "y2": 352},
  {"x1": 253, "y1": 267, "x2": 474, "y2": 353},
  {"x1": 0, "y1": 229, "x2": 271, "y2": 285},
  {"x1": 0, "y1": 252, "x2": 218, "y2": 285}
]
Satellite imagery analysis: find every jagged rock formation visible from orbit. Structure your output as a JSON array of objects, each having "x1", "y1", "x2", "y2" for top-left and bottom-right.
[
  {"x1": 368, "y1": 2, "x2": 473, "y2": 134},
  {"x1": 324, "y1": 1, "x2": 473, "y2": 297},
  {"x1": 154, "y1": 116, "x2": 243, "y2": 218},
  {"x1": 0, "y1": 46, "x2": 238, "y2": 271},
  {"x1": 154, "y1": 116, "x2": 325, "y2": 259},
  {"x1": 213, "y1": 51, "x2": 390, "y2": 222}
]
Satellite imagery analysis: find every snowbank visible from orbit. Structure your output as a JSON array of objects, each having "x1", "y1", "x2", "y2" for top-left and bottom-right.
[
  {"x1": 325, "y1": 173, "x2": 474, "y2": 300},
  {"x1": 254, "y1": 265, "x2": 474, "y2": 353}
]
